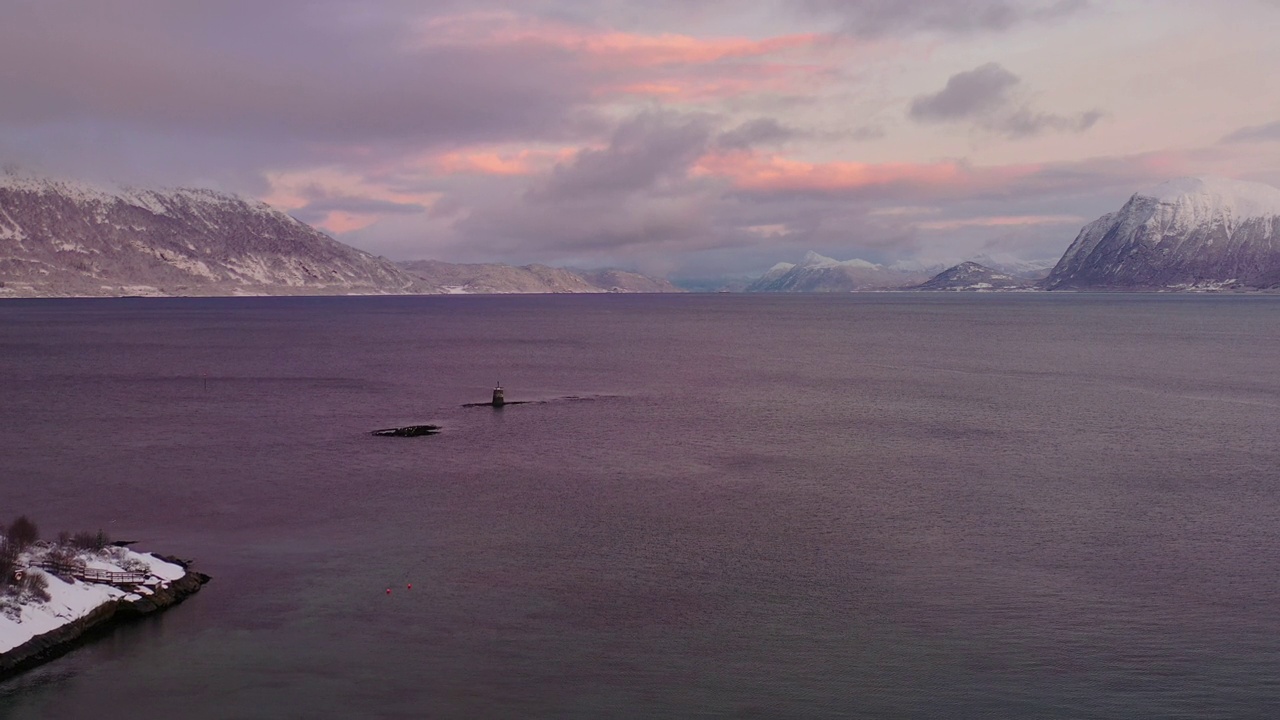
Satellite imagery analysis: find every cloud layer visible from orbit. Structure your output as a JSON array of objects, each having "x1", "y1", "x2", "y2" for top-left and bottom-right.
[
  {"x1": 803, "y1": 0, "x2": 1089, "y2": 36},
  {"x1": 3, "y1": 0, "x2": 1279, "y2": 277}
]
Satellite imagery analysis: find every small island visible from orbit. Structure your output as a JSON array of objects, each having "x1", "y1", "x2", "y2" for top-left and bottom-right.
[{"x1": 0, "y1": 515, "x2": 210, "y2": 680}]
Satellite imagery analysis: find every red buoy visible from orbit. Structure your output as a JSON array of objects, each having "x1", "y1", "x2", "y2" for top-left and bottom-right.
[
  {"x1": 386, "y1": 588, "x2": 391, "y2": 594},
  {"x1": 407, "y1": 583, "x2": 412, "y2": 589}
]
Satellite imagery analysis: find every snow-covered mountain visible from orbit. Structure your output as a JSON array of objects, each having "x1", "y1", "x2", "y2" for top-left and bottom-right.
[
  {"x1": 745, "y1": 252, "x2": 932, "y2": 292},
  {"x1": 969, "y1": 253, "x2": 1058, "y2": 279},
  {"x1": 909, "y1": 261, "x2": 1033, "y2": 291},
  {"x1": 397, "y1": 260, "x2": 681, "y2": 294},
  {"x1": 1045, "y1": 177, "x2": 1280, "y2": 290},
  {"x1": 0, "y1": 172, "x2": 421, "y2": 297}
]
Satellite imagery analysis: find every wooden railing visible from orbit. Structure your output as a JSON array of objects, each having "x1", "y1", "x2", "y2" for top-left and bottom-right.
[
  {"x1": 82, "y1": 567, "x2": 147, "y2": 584},
  {"x1": 30, "y1": 559, "x2": 147, "y2": 585}
]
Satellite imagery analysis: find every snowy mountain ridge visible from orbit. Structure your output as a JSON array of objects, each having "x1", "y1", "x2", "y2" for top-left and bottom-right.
[
  {"x1": 744, "y1": 251, "x2": 1053, "y2": 292},
  {"x1": 0, "y1": 172, "x2": 299, "y2": 225},
  {"x1": 909, "y1": 261, "x2": 1033, "y2": 291},
  {"x1": 1139, "y1": 176, "x2": 1280, "y2": 221},
  {"x1": 0, "y1": 171, "x2": 421, "y2": 297},
  {"x1": 796, "y1": 251, "x2": 879, "y2": 270},
  {"x1": 745, "y1": 252, "x2": 932, "y2": 292},
  {"x1": 1046, "y1": 176, "x2": 1280, "y2": 290}
]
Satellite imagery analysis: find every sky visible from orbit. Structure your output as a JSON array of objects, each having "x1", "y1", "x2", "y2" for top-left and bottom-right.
[{"x1": 3, "y1": 0, "x2": 1279, "y2": 278}]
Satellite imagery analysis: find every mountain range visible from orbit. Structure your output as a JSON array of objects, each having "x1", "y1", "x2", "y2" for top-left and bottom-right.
[
  {"x1": 396, "y1": 260, "x2": 680, "y2": 294},
  {"x1": 745, "y1": 252, "x2": 934, "y2": 292},
  {"x1": 3, "y1": 171, "x2": 1279, "y2": 297},
  {"x1": 759, "y1": 177, "x2": 1280, "y2": 293},
  {"x1": 0, "y1": 173, "x2": 674, "y2": 297},
  {"x1": 744, "y1": 252, "x2": 1053, "y2": 293},
  {"x1": 0, "y1": 174, "x2": 419, "y2": 297}
]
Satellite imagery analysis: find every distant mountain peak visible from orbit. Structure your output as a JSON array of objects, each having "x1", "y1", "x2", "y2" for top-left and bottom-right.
[
  {"x1": 799, "y1": 251, "x2": 838, "y2": 267},
  {"x1": 910, "y1": 262, "x2": 1030, "y2": 291},
  {"x1": 797, "y1": 251, "x2": 879, "y2": 269}
]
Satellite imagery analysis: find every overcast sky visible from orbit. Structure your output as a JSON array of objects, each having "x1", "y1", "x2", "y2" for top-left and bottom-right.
[{"x1": 3, "y1": 0, "x2": 1279, "y2": 277}]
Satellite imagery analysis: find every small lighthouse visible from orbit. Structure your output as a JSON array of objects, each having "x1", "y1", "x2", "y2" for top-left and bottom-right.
[{"x1": 492, "y1": 382, "x2": 505, "y2": 408}]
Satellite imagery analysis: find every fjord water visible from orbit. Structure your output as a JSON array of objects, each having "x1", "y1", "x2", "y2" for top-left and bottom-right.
[{"x1": 1, "y1": 294, "x2": 1278, "y2": 719}]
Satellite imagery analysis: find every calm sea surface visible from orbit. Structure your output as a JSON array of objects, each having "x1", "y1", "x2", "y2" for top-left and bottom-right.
[{"x1": 1, "y1": 294, "x2": 1278, "y2": 719}]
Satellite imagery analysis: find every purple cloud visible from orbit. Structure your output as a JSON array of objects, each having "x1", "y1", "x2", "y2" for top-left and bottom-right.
[
  {"x1": 910, "y1": 63, "x2": 1102, "y2": 138},
  {"x1": 909, "y1": 63, "x2": 1021, "y2": 120},
  {"x1": 529, "y1": 112, "x2": 715, "y2": 201},
  {"x1": 1221, "y1": 121, "x2": 1280, "y2": 144},
  {"x1": 715, "y1": 119, "x2": 801, "y2": 150},
  {"x1": 801, "y1": 0, "x2": 1089, "y2": 35}
]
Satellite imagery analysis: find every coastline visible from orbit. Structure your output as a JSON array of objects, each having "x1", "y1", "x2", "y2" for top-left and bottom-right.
[{"x1": 0, "y1": 554, "x2": 210, "y2": 682}]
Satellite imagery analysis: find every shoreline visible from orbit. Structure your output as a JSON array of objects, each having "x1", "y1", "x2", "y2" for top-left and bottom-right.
[{"x1": 0, "y1": 555, "x2": 210, "y2": 682}]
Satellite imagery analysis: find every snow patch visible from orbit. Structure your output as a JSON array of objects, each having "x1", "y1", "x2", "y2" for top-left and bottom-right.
[
  {"x1": 138, "y1": 553, "x2": 186, "y2": 581},
  {"x1": 112, "y1": 285, "x2": 165, "y2": 296},
  {"x1": 123, "y1": 191, "x2": 171, "y2": 216},
  {"x1": 0, "y1": 546, "x2": 189, "y2": 654},
  {"x1": 0, "y1": 170, "x2": 291, "y2": 222},
  {"x1": 0, "y1": 206, "x2": 25, "y2": 241}
]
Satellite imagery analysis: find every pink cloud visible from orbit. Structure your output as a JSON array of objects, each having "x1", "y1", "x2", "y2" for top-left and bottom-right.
[
  {"x1": 691, "y1": 150, "x2": 1030, "y2": 193},
  {"x1": 555, "y1": 31, "x2": 825, "y2": 68},
  {"x1": 315, "y1": 211, "x2": 380, "y2": 234},
  {"x1": 417, "y1": 13, "x2": 842, "y2": 102},
  {"x1": 260, "y1": 167, "x2": 440, "y2": 234},
  {"x1": 262, "y1": 167, "x2": 440, "y2": 210},
  {"x1": 429, "y1": 147, "x2": 578, "y2": 177},
  {"x1": 420, "y1": 13, "x2": 826, "y2": 67},
  {"x1": 915, "y1": 214, "x2": 1086, "y2": 231},
  {"x1": 602, "y1": 62, "x2": 834, "y2": 100}
]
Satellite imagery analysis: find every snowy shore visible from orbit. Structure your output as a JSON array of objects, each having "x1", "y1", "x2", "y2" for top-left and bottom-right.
[{"x1": 0, "y1": 545, "x2": 209, "y2": 679}]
